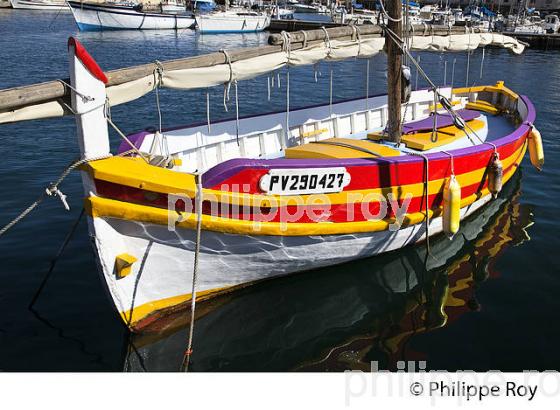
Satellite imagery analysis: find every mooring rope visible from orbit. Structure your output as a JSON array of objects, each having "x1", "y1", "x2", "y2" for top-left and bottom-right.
[
  {"x1": 181, "y1": 173, "x2": 203, "y2": 372},
  {"x1": 0, "y1": 154, "x2": 111, "y2": 238}
]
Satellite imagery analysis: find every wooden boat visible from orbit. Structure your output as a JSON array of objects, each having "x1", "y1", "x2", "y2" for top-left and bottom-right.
[
  {"x1": 0, "y1": 22, "x2": 542, "y2": 332},
  {"x1": 67, "y1": 1, "x2": 195, "y2": 31},
  {"x1": 9, "y1": 0, "x2": 68, "y2": 10},
  {"x1": 195, "y1": 10, "x2": 271, "y2": 33}
]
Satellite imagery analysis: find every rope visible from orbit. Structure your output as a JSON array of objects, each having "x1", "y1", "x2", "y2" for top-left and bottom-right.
[
  {"x1": 106, "y1": 116, "x2": 149, "y2": 162},
  {"x1": 329, "y1": 65, "x2": 333, "y2": 119},
  {"x1": 221, "y1": 49, "x2": 233, "y2": 112},
  {"x1": 441, "y1": 150, "x2": 455, "y2": 175},
  {"x1": 365, "y1": 59, "x2": 370, "y2": 111},
  {"x1": 0, "y1": 154, "x2": 112, "y2": 238},
  {"x1": 58, "y1": 79, "x2": 94, "y2": 103},
  {"x1": 379, "y1": 0, "x2": 403, "y2": 22},
  {"x1": 321, "y1": 26, "x2": 332, "y2": 57},
  {"x1": 234, "y1": 80, "x2": 240, "y2": 146},
  {"x1": 28, "y1": 208, "x2": 85, "y2": 308},
  {"x1": 153, "y1": 60, "x2": 164, "y2": 133},
  {"x1": 284, "y1": 67, "x2": 290, "y2": 150},
  {"x1": 407, "y1": 151, "x2": 433, "y2": 257},
  {"x1": 181, "y1": 173, "x2": 203, "y2": 372},
  {"x1": 299, "y1": 29, "x2": 308, "y2": 48},
  {"x1": 431, "y1": 89, "x2": 438, "y2": 143},
  {"x1": 206, "y1": 89, "x2": 211, "y2": 133}
]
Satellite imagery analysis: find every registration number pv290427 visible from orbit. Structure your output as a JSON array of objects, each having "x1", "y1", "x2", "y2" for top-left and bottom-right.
[{"x1": 259, "y1": 167, "x2": 351, "y2": 195}]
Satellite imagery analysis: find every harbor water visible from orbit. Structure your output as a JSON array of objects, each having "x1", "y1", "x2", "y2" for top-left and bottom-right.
[{"x1": 0, "y1": 10, "x2": 559, "y2": 371}]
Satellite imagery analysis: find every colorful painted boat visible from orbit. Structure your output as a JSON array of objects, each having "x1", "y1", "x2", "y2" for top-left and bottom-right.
[
  {"x1": 62, "y1": 30, "x2": 541, "y2": 332},
  {"x1": 67, "y1": 1, "x2": 195, "y2": 31},
  {"x1": 195, "y1": 10, "x2": 271, "y2": 33},
  {"x1": 9, "y1": 0, "x2": 68, "y2": 10}
]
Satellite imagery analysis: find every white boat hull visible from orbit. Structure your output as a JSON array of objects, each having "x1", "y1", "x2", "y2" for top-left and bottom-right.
[
  {"x1": 9, "y1": 0, "x2": 68, "y2": 10},
  {"x1": 89, "y1": 193, "x2": 491, "y2": 328},
  {"x1": 68, "y1": 1, "x2": 195, "y2": 31},
  {"x1": 195, "y1": 13, "x2": 271, "y2": 33}
]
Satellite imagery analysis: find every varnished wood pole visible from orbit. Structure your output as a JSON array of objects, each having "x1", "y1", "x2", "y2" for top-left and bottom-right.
[
  {"x1": 386, "y1": 0, "x2": 403, "y2": 144},
  {"x1": 0, "y1": 25, "x2": 483, "y2": 113}
]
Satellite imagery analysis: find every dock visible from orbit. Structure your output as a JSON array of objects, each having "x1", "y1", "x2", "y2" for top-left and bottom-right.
[{"x1": 507, "y1": 32, "x2": 560, "y2": 50}]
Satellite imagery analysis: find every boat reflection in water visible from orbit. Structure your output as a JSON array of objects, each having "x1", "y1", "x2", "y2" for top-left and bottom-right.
[{"x1": 124, "y1": 172, "x2": 534, "y2": 371}]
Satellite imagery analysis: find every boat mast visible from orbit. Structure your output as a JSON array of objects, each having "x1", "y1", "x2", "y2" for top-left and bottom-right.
[{"x1": 386, "y1": 0, "x2": 403, "y2": 144}]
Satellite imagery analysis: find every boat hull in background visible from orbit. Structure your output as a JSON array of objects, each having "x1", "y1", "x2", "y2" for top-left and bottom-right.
[
  {"x1": 195, "y1": 13, "x2": 271, "y2": 33},
  {"x1": 9, "y1": 0, "x2": 68, "y2": 10},
  {"x1": 68, "y1": 1, "x2": 195, "y2": 31}
]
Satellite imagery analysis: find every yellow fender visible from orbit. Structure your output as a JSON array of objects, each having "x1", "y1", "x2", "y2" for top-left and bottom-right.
[
  {"x1": 443, "y1": 174, "x2": 461, "y2": 238},
  {"x1": 528, "y1": 126, "x2": 544, "y2": 171}
]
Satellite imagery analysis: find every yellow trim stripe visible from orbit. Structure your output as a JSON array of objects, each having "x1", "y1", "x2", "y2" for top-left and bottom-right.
[{"x1": 86, "y1": 159, "x2": 522, "y2": 237}]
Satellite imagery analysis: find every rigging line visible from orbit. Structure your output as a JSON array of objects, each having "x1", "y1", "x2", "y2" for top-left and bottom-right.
[
  {"x1": 365, "y1": 59, "x2": 370, "y2": 112},
  {"x1": 153, "y1": 60, "x2": 164, "y2": 133},
  {"x1": 466, "y1": 50, "x2": 471, "y2": 87},
  {"x1": 329, "y1": 65, "x2": 333, "y2": 119},
  {"x1": 451, "y1": 58, "x2": 456, "y2": 90},
  {"x1": 106, "y1": 116, "x2": 149, "y2": 162},
  {"x1": 206, "y1": 89, "x2": 211, "y2": 133},
  {"x1": 181, "y1": 173, "x2": 203, "y2": 372},
  {"x1": 379, "y1": 0, "x2": 403, "y2": 22},
  {"x1": 234, "y1": 80, "x2": 240, "y2": 146},
  {"x1": 221, "y1": 49, "x2": 234, "y2": 112},
  {"x1": 480, "y1": 47, "x2": 485, "y2": 80},
  {"x1": 285, "y1": 67, "x2": 290, "y2": 149},
  {"x1": 407, "y1": 151, "x2": 435, "y2": 260}
]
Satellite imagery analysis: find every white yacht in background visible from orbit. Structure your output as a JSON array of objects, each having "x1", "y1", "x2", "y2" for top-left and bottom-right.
[
  {"x1": 9, "y1": 0, "x2": 68, "y2": 10},
  {"x1": 67, "y1": 1, "x2": 196, "y2": 31},
  {"x1": 196, "y1": 9, "x2": 271, "y2": 33},
  {"x1": 0, "y1": 0, "x2": 11, "y2": 8}
]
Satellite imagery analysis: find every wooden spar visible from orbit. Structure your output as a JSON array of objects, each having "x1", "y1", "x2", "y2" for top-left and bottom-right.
[
  {"x1": 386, "y1": 0, "x2": 403, "y2": 144},
  {"x1": 0, "y1": 24, "x2": 484, "y2": 113}
]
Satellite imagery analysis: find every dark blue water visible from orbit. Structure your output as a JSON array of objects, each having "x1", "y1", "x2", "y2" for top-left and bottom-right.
[{"x1": 0, "y1": 10, "x2": 559, "y2": 371}]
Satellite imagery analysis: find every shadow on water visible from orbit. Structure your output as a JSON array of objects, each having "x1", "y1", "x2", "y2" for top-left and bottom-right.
[{"x1": 123, "y1": 172, "x2": 535, "y2": 372}]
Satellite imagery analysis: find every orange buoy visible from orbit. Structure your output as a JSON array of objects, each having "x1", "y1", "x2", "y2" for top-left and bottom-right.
[
  {"x1": 443, "y1": 174, "x2": 461, "y2": 238},
  {"x1": 528, "y1": 126, "x2": 544, "y2": 171}
]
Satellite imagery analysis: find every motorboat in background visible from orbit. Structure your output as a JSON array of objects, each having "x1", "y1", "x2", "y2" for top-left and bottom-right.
[
  {"x1": 67, "y1": 1, "x2": 196, "y2": 31},
  {"x1": 0, "y1": 0, "x2": 12, "y2": 8},
  {"x1": 543, "y1": 13, "x2": 560, "y2": 33},
  {"x1": 9, "y1": 0, "x2": 68, "y2": 10}
]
